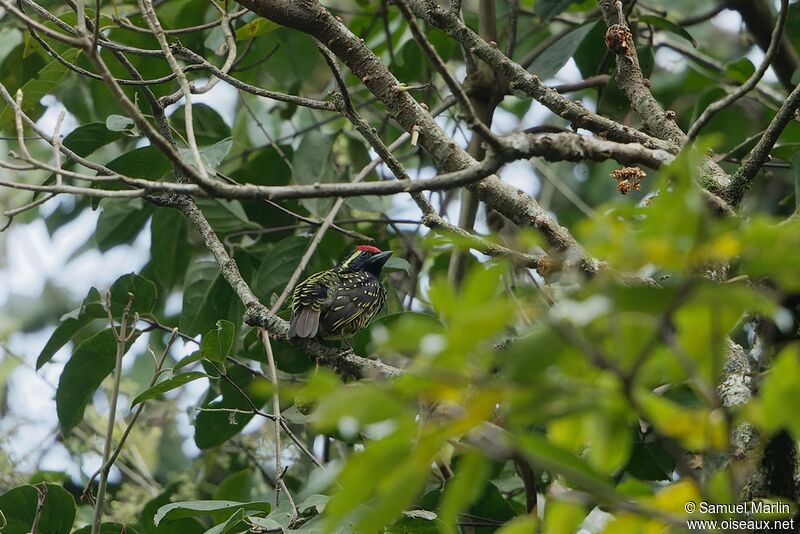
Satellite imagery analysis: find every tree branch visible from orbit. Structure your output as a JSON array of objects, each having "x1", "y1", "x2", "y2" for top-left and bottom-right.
[
  {"x1": 728, "y1": 0, "x2": 800, "y2": 91},
  {"x1": 405, "y1": 0, "x2": 673, "y2": 151},
  {"x1": 235, "y1": 0, "x2": 598, "y2": 267},
  {"x1": 596, "y1": 0, "x2": 730, "y2": 193},
  {"x1": 686, "y1": 0, "x2": 788, "y2": 142},
  {"x1": 726, "y1": 80, "x2": 800, "y2": 207}
]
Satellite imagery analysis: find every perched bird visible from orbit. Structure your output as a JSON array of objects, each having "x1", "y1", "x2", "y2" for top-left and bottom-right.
[{"x1": 288, "y1": 245, "x2": 392, "y2": 340}]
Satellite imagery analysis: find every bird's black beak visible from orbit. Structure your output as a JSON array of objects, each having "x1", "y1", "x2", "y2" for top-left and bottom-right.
[{"x1": 366, "y1": 250, "x2": 393, "y2": 269}]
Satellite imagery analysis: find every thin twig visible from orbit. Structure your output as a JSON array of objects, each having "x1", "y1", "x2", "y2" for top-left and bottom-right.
[
  {"x1": 552, "y1": 75, "x2": 610, "y2": 93},
  {"x1": 91, "y1": 292, "x2": 135, "y2": 534},
  {"x1": 505, "y1": 0, "x2": 519, "y2": 58},
  {"x1": 91, "y1": 0, "x2": 100, "y2": 50},
  {"x1": 30, "y1": 485, "x2": 47, "y2": 534},
  {"x1": 686, "y1": 0, "x2": 789, "y2": 142},
  {"x1": 82, "y1": 330, "x2": 180, "y2": 499},
  {"x1": 113, "y1": 8, "x2": 248, "y2": 35},
  {"x1": 139, "y1": 0, "x2": 208, "y2": 183},
  {"x1": 159, "y1": 1, "x2": 237, "y2": 105},
  {"x1": 677, "y1": 4, "x2": 725, "y2": 26},
  {"x1": 530, "y1": 159, "x2": 596, "y2": 218},
  {"x1": 260, "y1": 331, "x2": 285, "y2": 510},
  {"x1": 395, "y1": 0, "x2": 502, "y2": 151},
  {"x1": 0, "y1": 0, "x2": 88, "y2": 47},
  {"x1": 1, "y1": 104, "x2": 66, "y2": 242}
]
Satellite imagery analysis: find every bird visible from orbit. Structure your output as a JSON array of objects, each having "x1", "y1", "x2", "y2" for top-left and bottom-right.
[{"x1": 288, "y1": 245, "x2": 393, "y2": 341}]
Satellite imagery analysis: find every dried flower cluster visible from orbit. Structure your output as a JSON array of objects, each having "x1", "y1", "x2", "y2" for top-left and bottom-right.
[
  {"x1": 605, "y1": 24, "x2": 634, "y2": 57},
  {"x1": 611, "y1": 166, "x2": 646, "y2": 194}
]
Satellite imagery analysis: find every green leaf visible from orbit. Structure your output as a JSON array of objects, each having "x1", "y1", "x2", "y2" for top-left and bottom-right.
[
  {"x1": 155, "y1": 500, "x2": 271, "y2": 525},
  {"x1": 438, "y1": 453, "x2": 490, "y2": 534},
  {"x1": 0, "y1": 484, "x2": 76, "y2": 534},
  {"x1": 0, "y1": 28, "x2": 23, "y2": 75},
  {"x1": 754, "y1": 346, "x2": 800, "y2": 437},
  {"x1": 573, "y1": 20, "x2": 610, "y2": 79},
  {"x1": 740, "y1": 218, "x2": 800, "y2": 291},
  {"x1": 541, "y1": 501, "x2": 586, "y2": 534},
  {"x1": 352, "y1": 311, "x2": 445, "y2": 356},
  {"x1": 150, "y1": 208, "x2": 190, "y2": 288},
  {"x1": 636, "y1": 392, "x2": 727, "y2": 451},
  {"x1": 171, "y1": 104, "x2": 231, "y2": 144},
  {"x1": 204, "y1": 509, "x2": 245, "y2": 534},
  {"x1": 0, "y1": 49, "x2": 80, "y2": 131},
  {"x1": 140, "y1": 485, "x2": 206, "y2": 534},
  {"x1": 724, "y1": 134, "x2": 763, "y2": 162},
  {"x1": 95, "y1": 198, "x2": 153, "y2": 251},
  {"x1": 493, "y1": 516, "x2": 539, "y2": 534},
  {"x1": 174, "y1": 351, "x2": 203, "y2": 373},
  {"x1": 625, "y1": 433, "x2": 676, "y2": 481},
  {"x1": 104, "y1": 145, "x2": 173, "y2": 180},
  {"x1": 534, "y1": 0, "x2": 581, "y2": 21},
  {"x1": 180, "y1": 261, "x2": 239, "y2": 337},
  {"x1": 724, "y1": 58, "x2": 756, "y2": 84},
  {"x1": 109, "y1": 273, "x2": 158, "y2": 317},
  {"x1": 584, "y1": 407, "x2": 633, "y2": 475},
  {"x1": 178, "y1": 137, "x2": 232, "y2": 175},
  {"x1": 529, "y1": 22, "x2": 595, "y2": 80},
  {"x1": 194, "y1": 198, "x2": 253, "y2": 236},
  {"x1": 213, "y1": 469, "x2": 252, "y2": 502},
  {"x1": 235, "y1": 144, "x2": 293, "y2": 186},
  {"x1": 391, "y1": 40, "x2": 424, "y2": 83},
  {"x1": 200, "y1": 320, "x2": 236, "y2": 363},
  {"x1": 235, "y1": 17, "x2": 278, "y2": 41},
  {"x1": 272, "y1": 339, "x2": 315, "y2": 373},
  {"x1": 518, "y1": 433, "x2": 617, "y2": 496},
  {"x1": 323, "y1": 429, "x2": 414, "y2": 530},
  {"x1": 639, "y1": 15, "x2": 697, "y2": 47},
  {"x1": 194, "y1": 366, "x2": 268, "y2": 449},
  {"x1": 297, "y1": 494, "x2": 330, "y2": 516},
  {"x1": 353, "y1": 434, "x2": 442, "y2": 532},
  {"x1": 312, "y1": 385, "x2": 411, "y2": 435},
  {"x1": 383, "y1": 256, "x2": 411, "y2": 273},
  {"x1": 253, "y1": 235, "x2": 309, "y2": 304},
  {"x1": 292, "y1": 130, "x2": 336, "y2": 215},
  {"x1": 773, "y1": 143, "x2": 800, "y2": 162},
  {"x1": 131, "y1": 372, "x2": 208, "y2": 407},
  {"x1": 0, "y1": 42, "x2": 43, "y2": 99},
  {"x1": 55, "y1": 328, "x2": 138, "y2": 433},
  {"x1": 241, "y1": 327, "x2": 313, "y2": 372},
  {"x1": 467, "y1": 481, "x2": 517, "y2": 524},
  {"x1": 62, "y1": 122, "x2": 125, "y2": 156},
  {"x1": 35, "y1": 120, "x2": 125, "y2": 198},
  {"x1": 344, "y1": 195, "x2": 383, "y2": 213},
  {"x1": 36, "y1": 287, "x2": 105, "y2": 369}
]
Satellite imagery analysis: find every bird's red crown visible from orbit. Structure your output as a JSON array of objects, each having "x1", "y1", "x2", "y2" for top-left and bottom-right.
[{"x1": 356, "y1": 245, "x2": 382, "y2": 254}]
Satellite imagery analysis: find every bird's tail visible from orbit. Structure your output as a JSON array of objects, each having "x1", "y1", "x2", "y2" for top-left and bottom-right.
[{"x1": 288, "y1": 308, "x2": 320, "y2": 339}]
